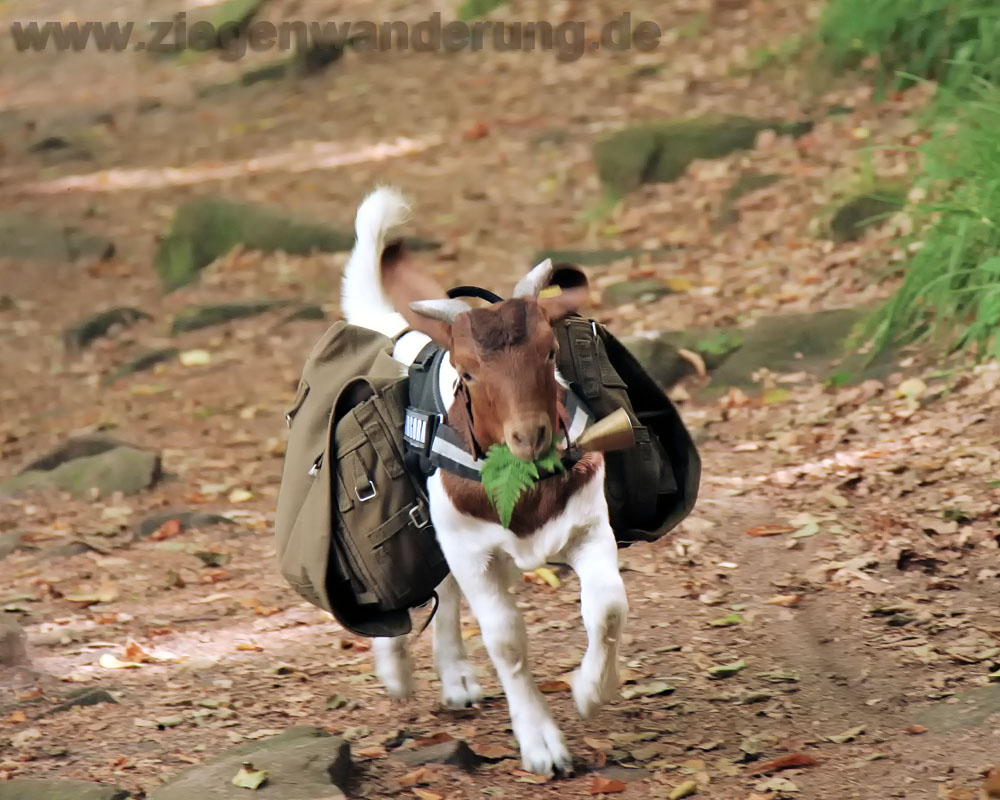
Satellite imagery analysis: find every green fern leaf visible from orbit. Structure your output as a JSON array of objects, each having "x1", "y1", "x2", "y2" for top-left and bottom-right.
[{"x1": 480, "y1": 442, "x2": 564, "y2": 529}]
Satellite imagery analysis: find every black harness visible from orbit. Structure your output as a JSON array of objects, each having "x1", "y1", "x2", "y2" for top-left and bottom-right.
[{"x1": 400, "y1": 286, "x2": 594, "y2": 481}]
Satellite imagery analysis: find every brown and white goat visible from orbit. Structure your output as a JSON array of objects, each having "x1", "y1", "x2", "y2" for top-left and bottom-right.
[{"x1": 340, "y1": 187, "x2": 628, "y2": 776}]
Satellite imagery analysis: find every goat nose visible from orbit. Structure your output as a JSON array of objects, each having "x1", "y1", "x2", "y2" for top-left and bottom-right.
[{"x1": 533, "y1": 424, "x2": 550, "y2": 451}]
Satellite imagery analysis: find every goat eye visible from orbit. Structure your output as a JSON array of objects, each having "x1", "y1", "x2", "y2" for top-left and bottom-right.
[
  {"x1": 548, "y1": 348, "x2": 557, "y2": 361},
  {"x1": 461, "y1": 371, "x2": 474, "y2": 382}
]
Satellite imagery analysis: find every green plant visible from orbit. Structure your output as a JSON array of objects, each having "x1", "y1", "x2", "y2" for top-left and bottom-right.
[
  {"x1": 480, "y1": 442, "x2": 565, "y2": 529},
  {"x1": 457, "y1": 0, "x2": 507, "y2": 22},
  {"x1": 819, "y1": 0, "x2": 1000, "y2": 91},
  {"x1": 867, "y1": 79, "x2": 1000, "y2": 359}
]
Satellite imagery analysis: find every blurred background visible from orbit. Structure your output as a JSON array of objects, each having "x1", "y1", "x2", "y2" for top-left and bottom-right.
[{"x1": 2, "y1": 1, "x2": 1000, "y2": 798}]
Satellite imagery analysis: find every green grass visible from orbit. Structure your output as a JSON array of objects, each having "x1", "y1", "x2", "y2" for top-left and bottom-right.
[
  {"x1": 866, "y1": 80, "x2": 1000, "y2": 360},
  {"x1": 819, "y1": 0, "x2": 1000, "y2": 91},
  {"x1": 457, "y1": 0, "x2": 507, "y2": 21}
]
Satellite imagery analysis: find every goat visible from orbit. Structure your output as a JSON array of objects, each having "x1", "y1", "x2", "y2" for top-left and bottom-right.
[{"x1": 340, "y1": 187, "x2": 628, "y2": 777}]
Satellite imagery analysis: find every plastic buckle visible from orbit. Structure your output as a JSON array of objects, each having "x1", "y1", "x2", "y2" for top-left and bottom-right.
[
  {"x1": 404, "y1": 407, "x2": 439, "y2": 456},
  {"x1": 408, "y1": 504, "x2": 430, "y2": 529},
  {"x1": 355, "y1": 480, "x2": 377, "y2": 502}
]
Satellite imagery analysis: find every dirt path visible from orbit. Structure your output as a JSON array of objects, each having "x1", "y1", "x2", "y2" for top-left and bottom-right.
[{"x1": 1, "y1": 1, "x2": 999, "y2": 799}]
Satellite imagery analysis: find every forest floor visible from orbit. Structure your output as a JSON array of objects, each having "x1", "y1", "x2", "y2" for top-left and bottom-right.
[{"x1": 1, "y1": 1, "x2": 999, "y2": 799}]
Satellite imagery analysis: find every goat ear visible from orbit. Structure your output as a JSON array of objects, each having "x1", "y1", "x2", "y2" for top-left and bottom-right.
[
  {"x1": 538, "y1": 264, "x2": 591, "y2": 321},
  {"x1": 512, "y1": 258, "x2": 554, "y2": 299},
  {"x1": 380, "y1": 241, "x2": 455, "y2": 344},
  {"x1": 408, "y1": 298, "x2": 471, "y2": 345}
]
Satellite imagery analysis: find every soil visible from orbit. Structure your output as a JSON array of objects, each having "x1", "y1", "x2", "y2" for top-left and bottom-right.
[{"x1": 1, "y1": 1, "x2": 998, "y2": 799}]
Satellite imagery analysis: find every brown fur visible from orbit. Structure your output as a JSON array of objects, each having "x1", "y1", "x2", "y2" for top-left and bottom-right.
[{"x1": 441, "y1": 452, "x2": 604, "y2": 536}]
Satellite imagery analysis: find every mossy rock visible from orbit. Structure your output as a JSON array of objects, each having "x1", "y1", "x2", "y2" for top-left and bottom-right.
[
  {"x1": 62, "y1": 307, "x2": 151, "y2": 350},
  {"x1": 593, "y1": 116, "x2": 812, "y2": 196},
  {"x1": 150, "y1": 727, "x2": 350, "y2": 800},
  {"x1": 0, "y1": 214, "x2": 114, "y2": 263},
  {"x1": 170, "y1": 300, "x2": 293, "y2": 334},
  {"x1": 714, "y1": 171, "x2": 782, "y2": 230},
  {"x1": 155, "y1": 198, "x2": 438, "y2": 291},
  {"x1": 1, "y1": 445, "x2": 161, "y2": 499},
  {"x1": 136, "y1": 510, "x2": 235, "y2": 539},
  {"x1": 626, "y1": 309, "x2": 879, "y2": 392},
  {"x1": 102, "y1": 348, "x2": 178, "y2": 385},
  {"x1": 602, "y1": 278, "x2": 674, "y2": 306},
  {"x1": 828, "y1": 187, "x2": 906, "y2": 243},
  {"x1": 155, "y1": 199, "x2": 355, "y2": 291}
]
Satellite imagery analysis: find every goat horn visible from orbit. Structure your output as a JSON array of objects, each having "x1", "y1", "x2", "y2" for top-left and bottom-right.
[
  {"x1": 512, "y1": 258, "x2": 554, "y2": 299},
  {"x1": 409, "y1": 298, "x2": 471, "y2": 325}
]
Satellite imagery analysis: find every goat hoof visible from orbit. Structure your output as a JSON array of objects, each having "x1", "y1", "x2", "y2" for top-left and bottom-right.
[{"x1": 439, "y1": 662, "x2": 484, "y2": 709}]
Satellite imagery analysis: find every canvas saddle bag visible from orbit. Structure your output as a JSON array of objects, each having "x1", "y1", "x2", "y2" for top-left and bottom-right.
[{"x1": 274, "y1": 321, "x2": 448, "y2": 638}]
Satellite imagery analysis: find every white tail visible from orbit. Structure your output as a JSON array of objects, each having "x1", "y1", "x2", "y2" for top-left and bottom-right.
[{"x1": 341, "y1": 186, "x2": 411, "y2": 337}]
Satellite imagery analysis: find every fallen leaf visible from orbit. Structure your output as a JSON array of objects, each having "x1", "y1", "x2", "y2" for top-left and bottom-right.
[
  {"x1": 473, "y1": 744, "x2": 516, "y2": 760},
  {"x1": 766, "y1": 594, "x2": 803, "y2": 607},
  {"x1": 64, "y1": 578, "x2": 119, "y2": 605},
  {"x1": 512, "y1": 769, "x2": 550, "y2": 784},
  {"x1": 533, "y1": 567, "x2": 561, "y2": 589},
  {"x1": 11, "y1": 727, "x2": 41, "y2": 748},
  {"x1": 584, "y1": 737, "x2": 613, "y2": 751},
  {"x1": 589, "y1": 776, "x2": 627, "y2": 794},
  {"x1": 7, "y1": 711, "x2": 26, "y2": 723},
  {"x1": 179, "y1": 349, "x2": 212, "y2": 367},
  {"x1": 231, "y1": 762, "x2": 268, "y2": 790},
  {"x1": 745, "y1": 525, "x2": 794, "y2": 537},
  {"x1": 749, "y1": 753, "x2": 820, "y2": 775},
  {"x1": 99, "y1": 653, "x2": 143, "y2": 669},
  {"x1": 669, "y1": 780, "x2": 699, "y2": 799},
  {"x1": 235, "y1": 643, "x2": 263, "y2": 652},
  {"x1": 621, "y1": 681, "x2": 676, "y2": 699},
  {"x1": 356, "y1": 746, "x2": 386, "y2": 759},
  {"x1": 983, "y1": 767, "x2": 1000, "y2": 797},
  {"x1": 150, "y1": 518, "x2": 183, "y2": 541},
  {"x1": 538, "y1": 680, "x2": 572, "y2": 693},
  {"x1": 461, "y1": 121, "x2": 490, "y2": 140},
  {"x1": 828, "y1": 724, "x2": 867, "y2": 744},
  {"x1": 400, "y1": 767, "x2": 439, "y2": 787},
  {"x1": 124, "y1": 640, "x2": 151, "y2": 663},
  {"x1": 412, "y1": 789, "x2": 443, "y2": 800},
  {"x1": 708, "y1": 613, "x2": 743, "y2": 627},
  {"x1": 228, "y1": 488, "x2": 253, "y2": 503},
  {"x1": 904, "y1": 724, "x2": 928, "y2": 735},
  {"x1": 707, "y1": 660, "x2": 747, "y2": 679}
]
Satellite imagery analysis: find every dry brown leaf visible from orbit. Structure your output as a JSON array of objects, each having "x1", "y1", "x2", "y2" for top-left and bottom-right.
[
  {"x1": 415, "y1": 732, "x2": 453, "y2": 747},
  {"x1": 904, "y1": 724, "x2": 928, "y2": 735},
  {"x1": 412, "y1": 789, "x2": 443, "y2": 800},
  {"x1": 150, "y1": 518, "x2": 183, "y2": 541},
  {"x1": 584, "y1": 737, "x2": 613, "y2": 751},
  {"x1": 461, "y1": 121, "x2": 490, "y2": 141},
  {"x1": 7, "y1": 711, "x2": 26, "y2": 723},
  {"x1": 589, "y1": 776, "x2": 627, "y2": 794},
  {"x1": 538, "y1": 680, "x2": 572, "y2": 693},
  {"x1": 984, "y1": 768, "x2": 1000, "y2": 798},
  {"x1": 766, "y1": 594, "x2": 804, "y2": 607},
  {"x1": 123, "y1": 640, "x2": 151, "y2": 663},
  {"x1": 745, "y1": 525, "x2": 795, "y2": 537},
  {"x1": 235, "y1": 643, "x2": 263, "y2": 652},
  {"x1": 399, "y1": 767, "x2": 439, "y2": 787},
  {"x1": 355, "y1": 746, "x2": 386, "y2": 759}
]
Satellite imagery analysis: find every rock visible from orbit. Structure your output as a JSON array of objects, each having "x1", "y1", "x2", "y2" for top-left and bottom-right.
[
  {"x1": 102, "y1": 348, "x2": 178, "y2": 385},
  {"x1": 602, "y1": 278, "x2": 674, "y2": 306},
  {"x1": 396, "y1": 739, "x2": 481, "y2": 771},
  {"x1": 0, "y1": 213, "x2": 114, "y2": 263},
  {"x1": 1, "y1": 445, "x2": 161, "y2": 499},
  {"x1": 626, "y1": 309, "x2": 876, "y2": 391},
  {"x1": 154, "y1": 199, "x2": 354, "y2": 291},
  {"x1": 17, "y1": 434, "x2": 124, "y2": 473},
  {"x1": 828, "y1": 187, "x2": 906, "y2": 242},
  {"x1": 136, "y1": 510, "x2": 235, "y2": 539},
  {"x1": 593, "y1": 116, "x2": 812, "y2": 196},
  {"x1": 155, "y1": 197, "x2": 437, "y2": 291},
  {"x1": 38, "y1": 540, "x2": 96, "y2": 559},
  {"x1": 150, "y1": 726, "x2": 350, "y2": 800},
  {"x1": 0, "y1": 779, "x2": 130, "y2": 800},
  {"x1": 170, "y1": 300, "x2": 293, "y2": 334},
  {"x1": 533, "y1": 247, "x2": 676, "y2": 268},
  {"x1": 45, "y1": 688, "x2": 117, "y2": 716},
  {"x1": 714, "y1": 171, "x2": 782, "y2": 229},
  {"x1": 62, "y1": 307, "x2": 151, "y2": 350},
  {"x1": 0, "y1": 618, "x2": 29, "y2": 667},
  {"x1": 914, "y1": 685, "x2": 1000, "y2": 732}
]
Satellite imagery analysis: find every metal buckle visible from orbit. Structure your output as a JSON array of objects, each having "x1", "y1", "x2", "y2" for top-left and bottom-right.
[
  {"x1": 355, "y1": 480, "x2": 377, "y2": 502},
  {"x1": 308, "y1": 455, "x2": 322, "y2": 476},
  {"x1": 408, "y1": 504, "x2": 430, "y2": 529},
  {"x1": 285, "y1": 412, "x2": 292, "y2": 428}
]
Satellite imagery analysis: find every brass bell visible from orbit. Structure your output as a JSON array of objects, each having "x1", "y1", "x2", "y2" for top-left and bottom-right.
[{"x1": 574, "y1": 408, "x2": 635, "y2": 453}]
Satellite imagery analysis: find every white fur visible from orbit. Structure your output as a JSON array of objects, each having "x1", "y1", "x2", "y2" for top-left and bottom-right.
[{"x1": 341, "y1": 188, "x2": 628, "y2": 777}]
